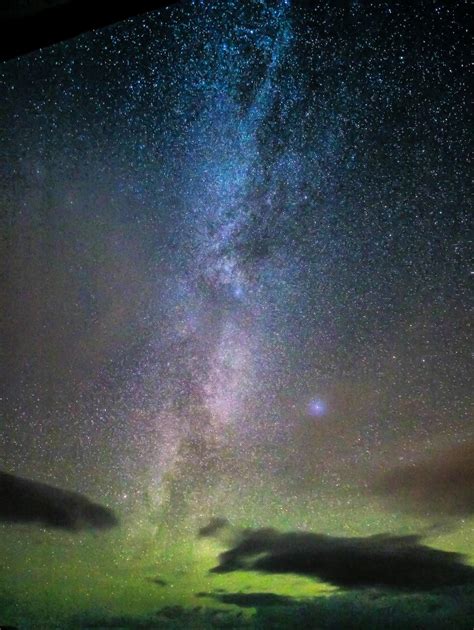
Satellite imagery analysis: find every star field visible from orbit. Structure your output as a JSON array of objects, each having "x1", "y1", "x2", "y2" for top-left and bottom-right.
[{"x1": 0, "y1": 0, "x2": 472, "y2": 626}]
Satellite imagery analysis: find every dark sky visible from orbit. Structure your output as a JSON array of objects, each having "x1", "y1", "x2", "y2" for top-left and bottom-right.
[{"x1": 0, "y1": 0, "x2": 472, "y2": 625}]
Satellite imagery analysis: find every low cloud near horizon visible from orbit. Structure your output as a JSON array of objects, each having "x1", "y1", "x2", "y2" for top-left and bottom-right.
[
  {"x1": 200, "y1": 522, "x2": 474, "y2": 591},
  {"x1": 0, "y1": 470, "x2": 118, "y2": 531}
]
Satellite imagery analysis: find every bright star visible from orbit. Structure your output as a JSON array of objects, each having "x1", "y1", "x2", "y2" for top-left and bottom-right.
[{"x1": 308, "y1": 399, "x2": 327, "y2": 417}]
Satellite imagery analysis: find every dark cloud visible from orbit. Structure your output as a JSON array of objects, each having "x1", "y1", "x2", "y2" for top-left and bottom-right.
[
  {"x1": 68, "y1": 586, "x2": 474, "y2": 628},
  {"x1": 146, "y1": 577, "x2": 168, "y2": 587},
  {"x1": 0, "y1": 471, "x2": 118, "y2": 531},
  {"x1": 208, "y1": 527, "x2": 474, "y2": 591},
  {"x1": 253, "y1": 586, "x2": 474, "y2": 629},
  {"x1": 372, "y1": 441, "x2": 474, "y2": 518},
  {"x1": 73, "y1": 605, "x2": 246, "y2": 628},
  {"x1": 198, "y1": 516, "x2": 230, "y2": 537},
  {"x1": 203, "y1": 591, "x2": 297, "y2": 607}
]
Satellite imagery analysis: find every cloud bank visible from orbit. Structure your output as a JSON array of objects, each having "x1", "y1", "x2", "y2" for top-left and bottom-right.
[
  {"x1": 201, "y1": 523, "x2": 474, "y2": 590},
  {"x1": 373, "y1": 441, "x2": 474, "y2": 518}
]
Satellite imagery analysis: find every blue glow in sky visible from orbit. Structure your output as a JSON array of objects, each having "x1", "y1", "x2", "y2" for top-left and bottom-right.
[{"x1": 308, "y1": 399, "x2": 327, "y2": 417}]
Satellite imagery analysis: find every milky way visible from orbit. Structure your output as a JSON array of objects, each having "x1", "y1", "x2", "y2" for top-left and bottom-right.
[{"x1": 0, "y1": 0, "x2": 472, "y2": 626}]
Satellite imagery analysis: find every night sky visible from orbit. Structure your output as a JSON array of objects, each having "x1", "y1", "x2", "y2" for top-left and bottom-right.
[{"x1": 0, "y1": 0, "x2": 472, "y2": 627}]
